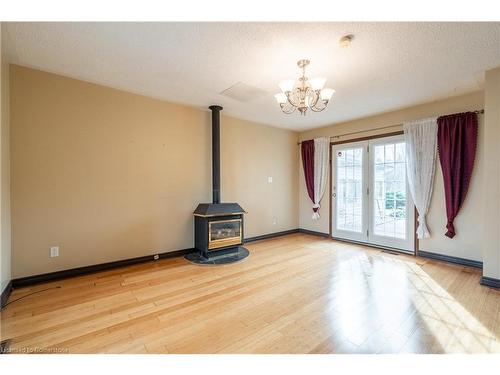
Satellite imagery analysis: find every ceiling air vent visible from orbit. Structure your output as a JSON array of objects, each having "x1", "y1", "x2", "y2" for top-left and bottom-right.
[{"x1": 219, "y1": 82, "x2": 268, "y2": 102}]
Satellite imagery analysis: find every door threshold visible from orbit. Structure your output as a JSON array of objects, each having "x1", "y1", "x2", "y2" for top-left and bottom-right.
[{"x1": 330, "y1": 236, "x2": 415, "y2": 256}]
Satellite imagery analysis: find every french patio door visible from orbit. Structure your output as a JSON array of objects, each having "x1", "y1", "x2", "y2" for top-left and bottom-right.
[{"x1": 331, "y1": 135, "x2": 414, "y2": 252}]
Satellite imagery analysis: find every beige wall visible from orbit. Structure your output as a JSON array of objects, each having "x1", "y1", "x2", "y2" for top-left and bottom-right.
[
  {"x1": 1, "y1": 24, "x2": 12, "y2": 294},
  {"x1": 299, "y1": 91, "x2": 485, "y2": 262},
  {"x1": 8, "y1": 63, "x2": 499, "y2": 280},
  {"x1": 10, "y1": 65, "x2": 299, "y2": 278},
  {"x1": 483, "y1": 67, "x2": 500, "y2": 279}
]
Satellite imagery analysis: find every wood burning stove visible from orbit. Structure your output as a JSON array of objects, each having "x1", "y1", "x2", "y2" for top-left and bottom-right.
[{"x1": 191, "y1": 106, "x2": 247, "y2": 261}]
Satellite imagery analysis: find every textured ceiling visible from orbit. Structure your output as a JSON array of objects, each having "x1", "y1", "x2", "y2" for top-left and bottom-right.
[{"x1": 3, "y1": 22, "x2": 500, "y2": 131}]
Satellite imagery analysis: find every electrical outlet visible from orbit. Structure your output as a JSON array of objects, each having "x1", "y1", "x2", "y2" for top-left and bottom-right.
[
  {"x1": 50, "y1": 246, "x2": 59, "y2": 258},
  {"x1": 272, "y1": 217, "x2": 278, "y2": 225},
  {"x1": 267, "y1": 176, "x2": 273, "y2": 183},
  {"x1": 153, "y1": 254, "x2": 159, "y2": 260}
]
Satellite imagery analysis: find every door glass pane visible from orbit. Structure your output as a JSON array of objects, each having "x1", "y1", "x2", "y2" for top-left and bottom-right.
[
  {"x1": 336, "y1": 147, "x2": 363, "y2": 233},
  {"x1": 373, "y1": 142, "x2": 407, "y2": 239},
  {"x1": 395, "y1": 143, "x2": 405, "y2": 162}
]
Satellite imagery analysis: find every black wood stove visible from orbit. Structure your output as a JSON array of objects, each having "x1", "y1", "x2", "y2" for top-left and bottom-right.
[{"x1": 188, "y1": 106, "x2": 248, "y2": 263}]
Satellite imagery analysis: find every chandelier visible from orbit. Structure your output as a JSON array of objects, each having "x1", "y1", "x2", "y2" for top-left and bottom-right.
[{"x1": 274, "y1": 59, "x2": 335, "y2": 116}]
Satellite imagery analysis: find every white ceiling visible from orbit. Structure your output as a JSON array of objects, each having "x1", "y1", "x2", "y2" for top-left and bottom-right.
[{"x1": 3, "y1": 22, "x2": 500, "y2": 131}]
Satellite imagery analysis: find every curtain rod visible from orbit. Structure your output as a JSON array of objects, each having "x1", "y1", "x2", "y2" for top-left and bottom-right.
[{"x1": 297, "y1": 109, "x2": 484, "y2": 145}]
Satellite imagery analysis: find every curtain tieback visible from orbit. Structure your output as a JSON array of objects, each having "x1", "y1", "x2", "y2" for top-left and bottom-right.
[
  {"x1": 312, "y1": 203, "x2": 320, "y2": 220},
  {"x1": 416, "y1": 215, "x2": 431, "y2": 239},
  {"x1": 445, "y1": 221, "x2": 456, "y2": 239}
]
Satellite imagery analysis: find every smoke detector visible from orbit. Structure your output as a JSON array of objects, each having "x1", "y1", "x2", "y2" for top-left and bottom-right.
[{"x1": 339, "y1": 34, "x2": 354, "y2": 48}]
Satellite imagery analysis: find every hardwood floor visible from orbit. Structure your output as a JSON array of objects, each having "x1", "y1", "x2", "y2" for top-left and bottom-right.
[{"x1": 1, "y1": 233, "x2": 499, "y2": 354}]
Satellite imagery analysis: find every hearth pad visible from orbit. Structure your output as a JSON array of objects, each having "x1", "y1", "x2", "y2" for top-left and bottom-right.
[{"x1": 184, "y1": 246, "x2": 249, "y2": 265}]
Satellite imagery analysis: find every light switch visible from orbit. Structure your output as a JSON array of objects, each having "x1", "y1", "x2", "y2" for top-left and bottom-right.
[
  {"x1": 267, "y1": 176, "x2": 273, "y2": 183},
  {"x1": 50, "y1": 246, "x2": 59, "y2": 257}
]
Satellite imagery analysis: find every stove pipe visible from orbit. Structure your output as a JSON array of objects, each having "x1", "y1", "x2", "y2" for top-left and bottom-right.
[{"x1": 209, "y1": 105, "x2": 222, "y2": 204}]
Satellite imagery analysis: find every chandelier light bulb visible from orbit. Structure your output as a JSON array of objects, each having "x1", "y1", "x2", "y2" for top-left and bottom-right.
[
  {"x1": 274, "y1": 93, "x2": 287, "y2": 104},
  {"x1": 278, "y1": 79, "x2": 295, "y2": 93},
  {"x1": 309, "y1": 77, "x2": 326, "y2": 91},
  {"x1": 320, "y1": 88, "x2": 335, "y2": 101}
]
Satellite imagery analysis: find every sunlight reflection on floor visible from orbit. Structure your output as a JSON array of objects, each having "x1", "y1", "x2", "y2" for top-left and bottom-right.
[{"x1": 326, "y1": 248, "x2": 499, "y2": 353}]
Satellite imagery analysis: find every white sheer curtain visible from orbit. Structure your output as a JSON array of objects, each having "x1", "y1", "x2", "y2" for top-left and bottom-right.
[
  {"x1": 312, "y1": 137, "x2": 329, "y2": 220},
  {"x1": 403, "y1": 117, "x2": 438, "y2": 239}
]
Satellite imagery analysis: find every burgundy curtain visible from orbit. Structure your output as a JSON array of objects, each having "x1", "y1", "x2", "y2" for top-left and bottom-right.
[
  {"x1": 301, "y1": 140, "x2": 315, "y2": 211},
  {"x1": 437, "y1": 112, "x2": 478, "y2": 238}
]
